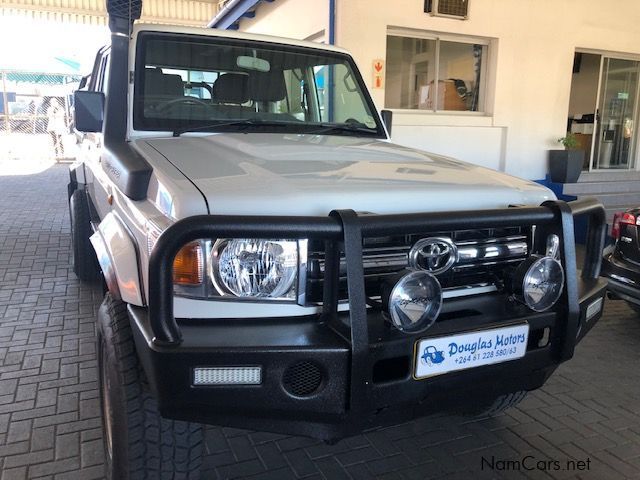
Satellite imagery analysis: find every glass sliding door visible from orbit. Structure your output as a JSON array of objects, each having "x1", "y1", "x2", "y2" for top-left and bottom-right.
[{"x1": 593, "y1": 57, "x2": 640, "y2": 170}]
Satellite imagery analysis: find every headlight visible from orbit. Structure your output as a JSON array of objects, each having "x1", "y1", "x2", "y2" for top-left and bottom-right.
[
  {"x1": 512, "y1": 255, "x2": 564, "y2": 312},
  {"x1": 210, "y1": 239, "x2": 300, "y2": 299}
]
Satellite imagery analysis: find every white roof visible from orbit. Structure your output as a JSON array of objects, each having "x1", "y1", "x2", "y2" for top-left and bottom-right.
[{"x1": 132, "y1": 23, "x2": 351, "y2": 55}]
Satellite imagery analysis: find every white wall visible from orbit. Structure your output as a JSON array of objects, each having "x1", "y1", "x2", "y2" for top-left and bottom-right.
[
  {"x1": 240, "y1": 0, "x2": 329, "y2": 42},
  {"x1": 238, "y1": 0, "x2": 640, "y2": 180}
]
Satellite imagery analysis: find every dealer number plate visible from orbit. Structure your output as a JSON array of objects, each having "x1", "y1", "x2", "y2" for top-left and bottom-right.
[{"x1": 414, "y1": 324, "x2": 530, "y2": 380}]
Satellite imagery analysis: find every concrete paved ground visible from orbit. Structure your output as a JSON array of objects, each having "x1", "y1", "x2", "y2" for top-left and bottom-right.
[{"x1": 1, "y1": 164, "x2": 639, "y2": 479}]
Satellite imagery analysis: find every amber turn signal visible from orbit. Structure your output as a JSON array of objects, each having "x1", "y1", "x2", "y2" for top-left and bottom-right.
[{"x1": 173, "y1": 242, "x2": 203, "y2": 285}]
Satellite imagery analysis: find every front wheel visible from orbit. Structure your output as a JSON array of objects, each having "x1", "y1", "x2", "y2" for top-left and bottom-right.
[{"x1": 97, "y1": 294, "x2": 203, "y2": 479}]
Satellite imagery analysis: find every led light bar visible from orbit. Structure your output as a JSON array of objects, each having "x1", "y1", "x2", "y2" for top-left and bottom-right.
[{"x1": 193, "y1": 366, "x2": 262, "y2": 386}]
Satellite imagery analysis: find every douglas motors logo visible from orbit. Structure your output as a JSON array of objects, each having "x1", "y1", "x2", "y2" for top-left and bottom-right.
[{"x1": 420, "y1": 346, "x2": 445, "y2": 366}]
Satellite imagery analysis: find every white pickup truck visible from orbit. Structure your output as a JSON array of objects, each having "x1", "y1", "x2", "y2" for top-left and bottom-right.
[{"x1": 70, "y1": 7, "x2": 608, "y2": 479}]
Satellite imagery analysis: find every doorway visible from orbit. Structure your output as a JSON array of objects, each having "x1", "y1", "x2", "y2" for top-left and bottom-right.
[{"x1": 568, "y1": 52, "x2": 640, "y2": 171}]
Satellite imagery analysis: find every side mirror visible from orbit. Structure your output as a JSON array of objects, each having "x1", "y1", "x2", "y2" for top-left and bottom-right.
[
  {"x1": 381, "y1": 109, "x2": 393, "y2": 136},
  {"x1": 73, "y1": 90, "x2": 104, "y2": 133}
]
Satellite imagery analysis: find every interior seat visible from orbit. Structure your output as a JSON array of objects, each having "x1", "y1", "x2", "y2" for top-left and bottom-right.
[
  {"x1": 247, "y1": 71, "x2": 297, "y2": 120},
  {"x1": 144, "y1": 68, "x2": 185, "y2": 98},
  {"x1": 247, "y1": 71, "x2": 287, "y2": 105},
  {"x1": 212, "y1": 73, "x2": 249, "y2": 105}
]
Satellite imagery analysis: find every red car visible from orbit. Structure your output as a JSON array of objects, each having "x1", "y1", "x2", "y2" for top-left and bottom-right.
[{"x1": 602, "y1": 209, "x2": 640, "y2": 315}]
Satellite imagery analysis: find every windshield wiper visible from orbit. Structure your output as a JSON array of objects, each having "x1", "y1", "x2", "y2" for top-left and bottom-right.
[
  {"x1": 304, "y1": 122, "x2": 380, "y2": 136},
  {"x1": 171, "y1": 119, "x2": 380, "y2": 137},
  {"x1": 172, "y1": 119, "x2": 294, "y2": 137}
]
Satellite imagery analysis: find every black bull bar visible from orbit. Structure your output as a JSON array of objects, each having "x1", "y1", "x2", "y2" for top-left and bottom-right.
[{"x1": 146, "y1": 199, "x2": 606, "y2": 417}]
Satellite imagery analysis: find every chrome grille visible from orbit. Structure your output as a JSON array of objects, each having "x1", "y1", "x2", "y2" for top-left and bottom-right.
[{"x1": 305, "y1": 227, "x2": 530, "y2": 304}]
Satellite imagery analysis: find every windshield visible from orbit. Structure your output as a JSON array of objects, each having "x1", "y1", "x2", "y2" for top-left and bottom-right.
[{"x1": 133, "y1": 32, "x2": 385, "y2": 137}]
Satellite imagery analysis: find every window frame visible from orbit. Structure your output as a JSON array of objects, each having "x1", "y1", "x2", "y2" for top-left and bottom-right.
[
  {"x1": 385, "y1": 28, "x2": 491, "y2": 115},
  {"x1": 88, "y1": 46, "x2": 110, "y2": 93}
]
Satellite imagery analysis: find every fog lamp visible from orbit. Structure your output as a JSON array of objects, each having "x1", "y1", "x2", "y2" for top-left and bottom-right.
[
  {"x1": 386, "y1": 271, "x2": 442, "y2": 333},
  {"x1": 512, "y1": 255, "x2": 564, "y2": 312}
]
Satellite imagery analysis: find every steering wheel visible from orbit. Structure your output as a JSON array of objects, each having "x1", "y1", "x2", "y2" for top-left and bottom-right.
[{"x1": 155, "y1": 97, "x2": 210, "y2": 112}]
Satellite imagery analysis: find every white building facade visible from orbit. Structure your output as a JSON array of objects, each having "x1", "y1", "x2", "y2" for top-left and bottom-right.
[{"x1": 219, "y1": 0, "x2": 640, "y2": 183}]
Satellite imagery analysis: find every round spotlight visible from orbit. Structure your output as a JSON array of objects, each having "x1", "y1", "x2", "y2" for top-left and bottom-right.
[
  {"x1": 387, "y1": 271, "x2": 442, "y2": 333},
  {"x1": 512, "y1": 255, "x2": 565, "y2": 312}
]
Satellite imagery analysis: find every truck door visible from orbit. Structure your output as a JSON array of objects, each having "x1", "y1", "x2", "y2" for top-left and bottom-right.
[{"x1": 82, "y1": 49, "x2": 113, "y2": 220}]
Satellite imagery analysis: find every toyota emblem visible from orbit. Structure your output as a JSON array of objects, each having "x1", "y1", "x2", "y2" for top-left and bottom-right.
[{"x1": 408, "y1": 237, "x2": 458, "y2": 275}]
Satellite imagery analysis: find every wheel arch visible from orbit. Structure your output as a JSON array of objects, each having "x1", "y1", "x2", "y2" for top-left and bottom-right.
[{"x1": 90, "y1": 212, "x2": 145, "y2": 306}]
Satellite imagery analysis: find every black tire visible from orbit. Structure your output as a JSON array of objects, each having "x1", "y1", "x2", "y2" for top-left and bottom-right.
[
  {"x1": 69, "y1": 189, "x2": 100, "y2": 281},
  {"x1": 458, "y1": 390, "x2": 528, "y2": 417},
  {"x1": 67, "y1": 181, "x2": 76, "y2": 203},
  {"x1": 475, "y1": 391, "x2": 528, "y2": 417},
  {"x1": 97, "y1": 294, "x2": 203, "y2": 480}
]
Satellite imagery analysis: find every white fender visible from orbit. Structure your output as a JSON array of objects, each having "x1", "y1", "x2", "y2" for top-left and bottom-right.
[{"x1": 90, "y1": 212, "x2": 144, "y2": 306}]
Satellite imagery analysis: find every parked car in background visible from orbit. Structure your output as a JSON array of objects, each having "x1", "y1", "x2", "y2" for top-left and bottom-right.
[{"x1": 602, "y1": 209, "x2": 640, "y2": 314}]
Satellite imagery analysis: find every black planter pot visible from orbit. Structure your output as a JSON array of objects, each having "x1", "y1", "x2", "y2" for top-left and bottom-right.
[{"x1": 548, "y1": 150, "x2": 584, "y2": 183}]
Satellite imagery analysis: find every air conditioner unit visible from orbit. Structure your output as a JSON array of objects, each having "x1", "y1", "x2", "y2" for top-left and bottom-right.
[{"x1": 424, "y1": 0, "x2": 469, "y2": 19}]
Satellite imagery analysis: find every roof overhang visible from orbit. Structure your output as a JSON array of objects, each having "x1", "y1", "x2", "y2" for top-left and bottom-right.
[{"x1": 207, "y1": 0, "x2": 274, "y2": 30}]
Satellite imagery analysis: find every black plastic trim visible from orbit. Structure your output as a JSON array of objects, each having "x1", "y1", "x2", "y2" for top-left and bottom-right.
[
  {"x1": 101, "y1": 144, "x2": 152, "y2": 201},
  {"x1": 606, "y1": 278, "x2": 640, "y2": 305},
  {"x1": 147, "y1": 201, "x2": 606, "y2": 347},
  {"x1": 101, "y1": 21, "x2": 152, "y2": 201},
  {"x1": 128, "y1": 304, "x2": 557, "y2": 441}
]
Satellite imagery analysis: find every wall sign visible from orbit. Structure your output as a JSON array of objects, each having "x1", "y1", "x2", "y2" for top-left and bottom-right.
[{"x1": 372, "y1": 59, "x2": 385, "y2": 89}]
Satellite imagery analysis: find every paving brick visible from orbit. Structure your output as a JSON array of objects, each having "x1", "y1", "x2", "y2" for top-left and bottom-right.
[
  {"x1": 215, "y1": 458, "x2": 265, "y2": 479},
  {"x1": 3, "y1": 449, "x2": 54, "y2": 469},
  {"x1": 6, "y1": 419, "x2": 32, "y2": 444},
  {"x1": 335, "y1": 445, "x2": 381, "y2": 466},
  {"x1": 55, "y1": 432, "x2": 79, "y2": 460},
  {"x1": 29, "y1": 457, "x2": 80, "y2": 478},
  {"x1": 0, "y1": 466, "x2": 28, "y2": 480},
  {"x1": 31, "y1": 426, "x2": 55, "y2": 452},
  {"x1": 366, "y1": 453, "x2": 411, "y2": 476},
  {"x1": 244, "y1": 467, "x2": 298, "y2": 480},
  {"x1": 80, "y1": 439, "x2": 103, "y2": 468}
]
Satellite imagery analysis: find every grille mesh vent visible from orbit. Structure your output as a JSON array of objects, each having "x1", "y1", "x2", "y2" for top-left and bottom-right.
[
  {"x1": 107, "y1": 0, "x2": 142, "y2": 20},
  {"x1": 283, "y1": 362, "x2": 323, "y2": 397}
]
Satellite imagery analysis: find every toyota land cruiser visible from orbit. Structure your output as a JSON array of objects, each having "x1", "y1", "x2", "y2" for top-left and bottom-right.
[{"x1": 68, "y1": 3, "x2": 609, "y2": 478}]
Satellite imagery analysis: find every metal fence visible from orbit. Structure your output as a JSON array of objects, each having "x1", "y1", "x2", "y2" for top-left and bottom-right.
[{"x1": 0, "y1": 70, "x2": 81, "y2": 162}]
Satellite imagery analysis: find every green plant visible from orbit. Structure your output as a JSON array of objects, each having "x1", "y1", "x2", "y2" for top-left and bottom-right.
[{"x1": 557, "y1": 132, "x2": 580, "y2": 150}]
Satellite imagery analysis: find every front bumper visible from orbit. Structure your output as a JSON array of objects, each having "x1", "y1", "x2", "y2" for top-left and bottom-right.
[{"x1": 132, "y1": 199, "x2": 607, "y2": 441}]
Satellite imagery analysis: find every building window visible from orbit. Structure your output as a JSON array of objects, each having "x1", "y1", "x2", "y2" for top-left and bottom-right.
[{"x1": 385, "y1": 32, "x2": 488, "y2": 112}]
